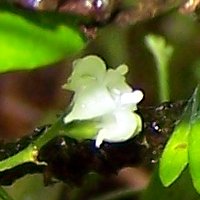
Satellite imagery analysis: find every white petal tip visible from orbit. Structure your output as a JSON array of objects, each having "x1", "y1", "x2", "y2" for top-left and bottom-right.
[
  {"x1": 132, "y1": 90, "x2": 144, "y2": 102},
  {"x1": 121, "y1": 90, "x2": 144, "y2": 105},
  {"x1": 95, "y1": 130, "x2": 106, "y2": 148}
]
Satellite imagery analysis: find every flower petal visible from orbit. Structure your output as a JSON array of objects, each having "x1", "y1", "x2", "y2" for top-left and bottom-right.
[
  {"x1": 95, "y1": 110, "x2": 142, "y2": 147},
  {"x1": 64, "y1": 55, "x2": 106, "y2": 91},
  {"x1": 64, "y1": 85, "x2": 115, "y2": 124},
  {"x1": 104, "y1": 65, "x2": 132, "y2": 94}
]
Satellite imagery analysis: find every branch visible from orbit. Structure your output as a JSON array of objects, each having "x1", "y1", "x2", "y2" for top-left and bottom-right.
[
  {"x1": 10, "y1": 0, "x2": 192, "y2": 32},
  {"x1": 0, "y1": 100, "x2": 186, "y2": 186},
  {"x1": 113, "y1": 0, "x2": 188, "y2": 26},
  {"x1": 8, "y1": 0, "x2": 199, "y2": 41}
]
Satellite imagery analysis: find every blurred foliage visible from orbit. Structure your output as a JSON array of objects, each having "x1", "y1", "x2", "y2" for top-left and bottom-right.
[
  {"x1": 0, "y1": 186, "x2": 13, "y2": 200},
  {"x1": 0, "y1": 3, "x2": 86, "y2": 73},
  {"x1": 74, "y1": 9, "x2": 200, "y2": 199},
  {"x1": 4, "y1": 175, "x2": 62, "y2": 200},
  {"x1": 86, "y1": 11, "x2": 200, "y2": 104},
  {"x1": 1, "y1": 0, "x2": 200, "y2": 200},
  {"x1": 141, "y1": 168, "x2": 200, "y2": 200}
]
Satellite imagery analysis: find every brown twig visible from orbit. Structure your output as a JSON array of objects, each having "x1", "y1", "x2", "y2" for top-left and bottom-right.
[
  {"x1": 0, "y1": 100, "x2": 186, "y2": 186},
  {"x1": 113, "y1": 0, "x2": 188, "y2": 26}
]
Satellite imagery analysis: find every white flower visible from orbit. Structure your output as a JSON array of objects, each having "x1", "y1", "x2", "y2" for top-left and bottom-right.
[{"x1": 63, "y1": 55, "x2": 143, "y2": 147}]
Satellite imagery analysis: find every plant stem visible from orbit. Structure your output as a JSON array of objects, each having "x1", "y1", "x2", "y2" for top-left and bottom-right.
[
  {"x1": 0, "y1": 116, "x2": 99, "y2": 172},
  {"x1": 0, "y1": 118, "x2": 64, "y2": 172},
  {"x1": 33, "y1": 118, "x2": 64, "y2": 150},
  {"x1": 156, "y1": 58, "x2": 170, "y2": 102},
  {"x1": 145, "y1": 34, "x2": 173, "y2": 102},
  {"x1": 0, "y1": 145, "x2": 35, "y2": 172}
]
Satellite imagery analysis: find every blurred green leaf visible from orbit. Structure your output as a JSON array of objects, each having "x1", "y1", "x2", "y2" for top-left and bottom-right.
[
  {"x1": 0, "y1": 3, "x2": 86, "y2": 73},
  {"x1": 5, "y1": 174, "x2": 62, "y2": 200},
  {"x1": 142, "y1": 168, "x2": 200, "y2": 200},
  {"x1": 0, "y1": 186, "x2": 13, "y2": 200}
]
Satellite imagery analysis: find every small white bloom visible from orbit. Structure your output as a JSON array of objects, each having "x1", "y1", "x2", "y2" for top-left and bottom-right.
[{"x1": 63, "y1": 55, "x2": 144, "y2": 147}]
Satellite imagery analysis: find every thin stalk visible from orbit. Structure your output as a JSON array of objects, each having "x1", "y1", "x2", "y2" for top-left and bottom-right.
[
  {"x1": 0, "y1": 118, "x2": 64, "y2": 172},
  {"x1": 33, "y1": 118, "x2": 64, "y2": 150},
  {"x1": 0, "y1": 116, "x2": 98, "y2": 172},
  {"x1": 156, "y1": 58, "x2": 170, "y2": 102},
  {"x1": 145, "y1": 34, "x2": 173, "y2": 102}
]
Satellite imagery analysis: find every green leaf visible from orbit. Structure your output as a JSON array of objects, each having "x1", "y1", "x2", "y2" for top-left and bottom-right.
[
  {"x1": 189, "y1": 121, "x2": 200, "y2": 193},
  {"x1": 159, "y1": 122, "x2": 190, "y2": 186},
  {"x1": 0, "y1": 186, "x2": 13, "y2": 200},
  {"x1": 0, "y1": 4, "x2": 86, "y2": 73},
  {"x1": 189, "y1": 85, "x2": 200, "y2": 193},
  {"x1": 159, "y1": 94, "x2": 194, "y2": 186}
]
